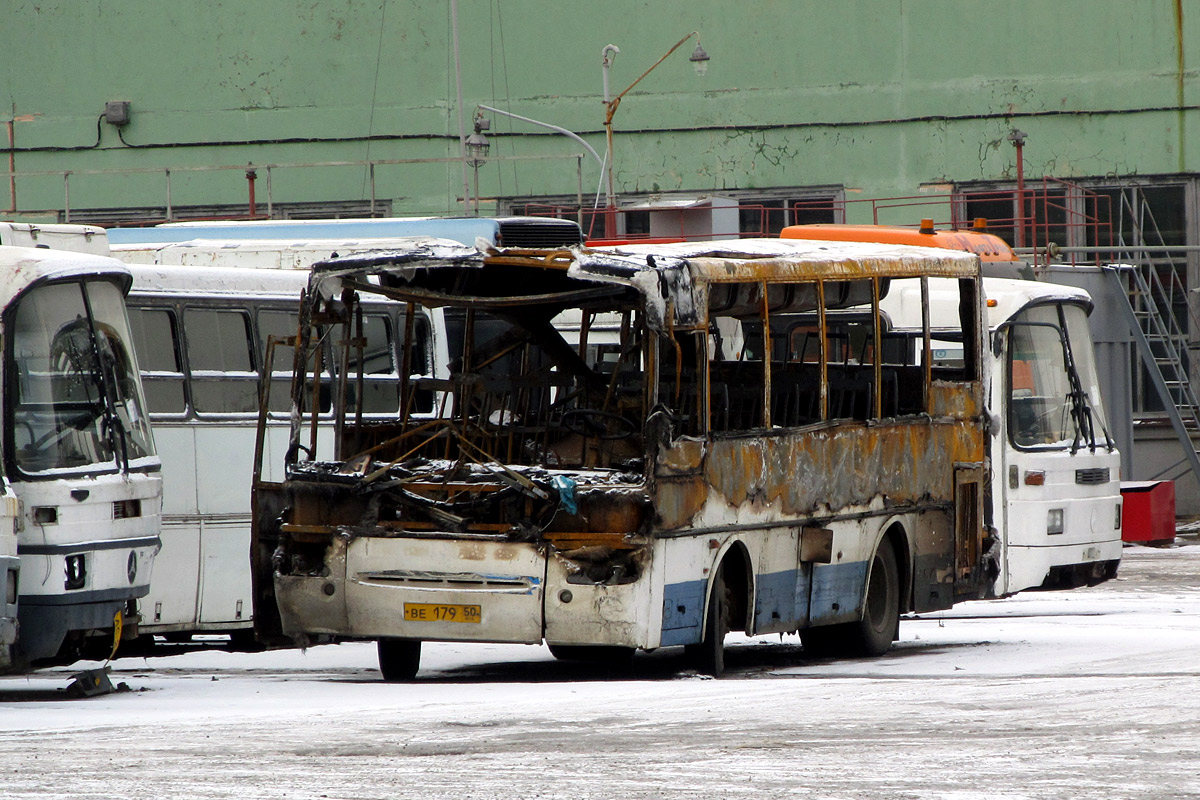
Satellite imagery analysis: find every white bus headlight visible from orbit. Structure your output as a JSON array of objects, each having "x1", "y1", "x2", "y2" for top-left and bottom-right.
[{"x1": 1047, "y1": 508, "x2": 1064, "y2": 535}]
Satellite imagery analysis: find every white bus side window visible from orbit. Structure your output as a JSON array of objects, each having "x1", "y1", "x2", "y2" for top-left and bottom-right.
[
  {"x1": 349, "y1": 314, "x2": 399, "y2": 415},
  {"x1": 258, "y1": 308, "x2": 332, "y2": 415},
  {"x1": 403, "y1": 313, "x2": 435, "y2": 414},
  {"x1": 826, "y1": 280, "x2": 877, "y2": 422},
  {"x1": 353, "y1": 315, "x2": 393, "y2": 375},
  {"x1": 708, "y1": 282, "x2": 766, "y2": 432},
  {"x1": 186, "y1": 308, "x2": 257, "y2": 414},
  {"x1": 257, "y1": 309, "x2": 299, "y2": 414},
  {"x1": 127, "y1": 306, "x2": 186, "y2": 415}
]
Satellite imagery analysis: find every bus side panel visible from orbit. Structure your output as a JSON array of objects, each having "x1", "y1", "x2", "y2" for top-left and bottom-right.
[
  {"x1": 544, "y1": 548, "x2": 658, "y2": 648},
  {"x1": 145, "y1": 519, "x2": 201, "y2": 630},
  {"x1": 194, "y1": 423, "x2": 258, "y2": 517},
  {"x1": 141, "y1": 424, "x2": 201, "y2": 631},
  {"x1": 650, "y1": 408, "x2": 983, "y2": 637},
  {"x1": 910, "y1": 509, "x2": 958, "y2": 612},
  {"x1": 808, "y1": 558, "x2": 870, "y2": 626},
  {"x1": 658, "y1": 424, "x2": 982, "y2": 538},
  {"x1": 190, "y1": 422, "x2": 259, "y2": 629},
  {"x1": 0, "y1": 492, "x2": 19, "y2": 671},
  {"x1": 198, "y1": 520, "x2": 252, "y2": 626},
  {"x1": 658, "y1": 537, "x2": 711, "y2": 647},
  {"x1": 751, "y1": 527, "x2": 807, "y2": 635}
]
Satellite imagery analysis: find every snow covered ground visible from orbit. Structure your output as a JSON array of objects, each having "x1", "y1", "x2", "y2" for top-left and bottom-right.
[{"x1": 2, "y1": 541, "x2": 1199, "y2": 799}]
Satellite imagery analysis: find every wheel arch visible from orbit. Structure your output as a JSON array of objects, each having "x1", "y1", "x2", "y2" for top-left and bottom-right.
[
  {"x1": 877, "y1": 518, "x2": 913, "y2": 615},
  {"x1": 706, "y1": 539, "x2": 753, "y2": 636}
]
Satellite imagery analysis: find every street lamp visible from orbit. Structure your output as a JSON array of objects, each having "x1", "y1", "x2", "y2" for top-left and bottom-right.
[
  {"x1": 600, "y1": 31, "x2": 710, "y2": 236},
  {"x1": 1008, "y1": 128, "x2": 1027, "y2": 247},
  {"x1": 465, "y1": 112, "x2": 491, "y2": 215},
  {"x1": 476, "y1": 104, "x2": 603, "y2": 171},
  {"x1": 475, "y1": 103, "x2": 606, "y2": 225}
]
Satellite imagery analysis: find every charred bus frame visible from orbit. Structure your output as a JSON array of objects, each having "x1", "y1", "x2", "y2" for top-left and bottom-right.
[{"x1": 251, "y1": 238, "x2": 988, "y2": 678}]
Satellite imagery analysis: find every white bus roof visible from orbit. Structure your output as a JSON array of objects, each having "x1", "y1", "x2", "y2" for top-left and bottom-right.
[
  {"x1": 880, "y1": 276, "x2": 1093, "y2": 332},
  {"x1": 123, "y1": 262, "x2": 310, "y2": 298},
  {"x1": 106, "y1": 216, "x2": 582, "y2": 246},
  {"x1": 113, "y1": 236, "x2": 467, "y2": 271},
  {"x1": 590, "y1": 237, "x2": 979, "y2": 271},
  {"x1": 0, "y1": 245, "x2": 132, "y2": 299},
  {"x1": 0, "y1": 222, "x2": 109, "y2": 255}
]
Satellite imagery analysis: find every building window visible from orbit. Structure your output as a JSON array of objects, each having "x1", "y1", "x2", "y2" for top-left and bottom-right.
[
  {"x1": 59, "y1": 200, "x2": 393, "y2": 228},
  {"x1": 500, "y1": 188, "x2": 841, "y2": 241}
]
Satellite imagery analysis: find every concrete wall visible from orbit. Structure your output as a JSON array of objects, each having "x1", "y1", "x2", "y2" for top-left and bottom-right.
[{"x1": 3, "y1": 1, "x2": 1198, "y2": 218}]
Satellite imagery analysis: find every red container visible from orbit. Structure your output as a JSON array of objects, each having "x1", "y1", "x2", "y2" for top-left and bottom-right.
[{"x1": 1120, "y1": 480, "x2": 1176, "y2": 544}]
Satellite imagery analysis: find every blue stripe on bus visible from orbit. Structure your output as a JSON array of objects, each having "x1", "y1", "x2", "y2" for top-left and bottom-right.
[
  {"x1": 660, "y1": 579, "x2": 706, "y2": 646},
  {"x1": 808, "y1": 560, "x2": 869, "y2": 625},
  {"x1": 754, "y1": 567, "x2": 812, "y2": 631},
  {"x1": 661, "y1": 559, "x2": 869, "y2": 645}
]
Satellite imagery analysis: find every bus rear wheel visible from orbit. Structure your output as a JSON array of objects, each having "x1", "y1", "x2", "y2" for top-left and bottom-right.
[
  {"x1": 844, "y1": 537, "x2": 900, "y2": 657},
  {"x1": 687, "y1": 571, "x2": 730, "y2": 677},
  {"x1": 377, "y1": 638, "x2": 422, "y2": 682},
  {"x1": 801, "y1": 537, "x2": 900, "y2": 658}
]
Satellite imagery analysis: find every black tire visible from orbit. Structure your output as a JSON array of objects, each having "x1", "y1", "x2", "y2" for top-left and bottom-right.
[
  {"x1": 847, "y1": 537, "x2": 900, "y2": 657},
  {"x1": 377, "y1": 638, "x2": 422, "y2": 682},
  {"x1": 798, "y1": 624, "x2": 841, "y2": 658},
  {"x1": 228, "y1": 629, "x2": 265, "y2": 652},
  {"x1": 547, "y1": 644, "x2": 636, "y2": 664},
  {"x1": 801, "y1": 537, "x2": 900, "y2": 658},
  {"x1": 689, "y1": 571, "x2": 730, "y2": 677}
]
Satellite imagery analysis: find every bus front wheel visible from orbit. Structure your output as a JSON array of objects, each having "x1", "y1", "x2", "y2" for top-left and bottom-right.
[{"x1": 377, "y1": 638, "x2": 422, "y2": 682}]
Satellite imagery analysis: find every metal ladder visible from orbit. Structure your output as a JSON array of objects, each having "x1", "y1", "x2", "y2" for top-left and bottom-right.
[{"x1": 1105, "y1": 262, "x2": 1200, "y2": 483}]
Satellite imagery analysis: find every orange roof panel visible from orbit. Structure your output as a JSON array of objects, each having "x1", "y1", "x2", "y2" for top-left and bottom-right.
[{"x1": 780, "y1": 224, "x2": 1017, "y2": 262}]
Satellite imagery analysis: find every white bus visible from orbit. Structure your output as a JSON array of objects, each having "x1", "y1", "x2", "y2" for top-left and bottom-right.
[
  {"x1": 11, "y1": 220, "x2": 578, "y2": 650},
  {"x1": 121, "y1": 262, "x2": 447, "y2": 643},
  {"x1": 778, "y1": 224, "x2": 1122, "y2": 592},
  {"x1": 252, "y1": 238, "x2": 992, "y2": 678},
  {"x1": 0, "y1": 472, "x2": 16, "y2": 673},
  {"x1": 0, "y1": 246, "x2": 161, "y2": 669},
  {"x1": 878, "y1": 277, "x2": 1122, "y2": 593}
]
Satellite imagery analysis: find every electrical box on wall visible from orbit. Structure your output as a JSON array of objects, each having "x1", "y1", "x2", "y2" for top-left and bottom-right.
[{"x1": 104, "y1": 101, "x2": 131, "y2": 126}]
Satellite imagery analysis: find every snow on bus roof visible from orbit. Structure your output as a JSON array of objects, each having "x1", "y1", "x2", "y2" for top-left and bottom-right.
[
  {"x1": 0, "y1": 245, "x2": 132, "y2": 299},
  {"x1": 309, "y1": 236, "x2": 981, "y2": 332},
  {"x1": 579, "y1": 236, "x2": 979, "y2": 278}
]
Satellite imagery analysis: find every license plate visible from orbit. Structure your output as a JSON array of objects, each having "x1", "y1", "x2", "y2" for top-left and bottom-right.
[{"x1": 403, "y1": 603, "x2": 482, "y2": 623}]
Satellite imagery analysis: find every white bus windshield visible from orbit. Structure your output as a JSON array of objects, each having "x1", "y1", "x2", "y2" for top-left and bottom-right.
[
  {"x1": 1007, "y1": 303, "x2": 1111, "y2": 451},
  {"x1": 10, "y1": 279, "x2": 155, "y2": 474}
]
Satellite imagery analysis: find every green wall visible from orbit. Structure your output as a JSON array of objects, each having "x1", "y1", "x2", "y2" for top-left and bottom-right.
[{"x1": 3, "y1": 0, "x2": 1198, "y2": 221}]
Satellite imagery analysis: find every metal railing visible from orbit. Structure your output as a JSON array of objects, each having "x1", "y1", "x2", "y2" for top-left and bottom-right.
[{"x1": 3, "y1": 152, "x2": 587, "y2": 224}]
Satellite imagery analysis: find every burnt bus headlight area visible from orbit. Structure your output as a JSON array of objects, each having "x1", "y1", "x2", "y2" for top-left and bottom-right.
[
  {"x1": 273, "y1": 535, "x2": 336, "y2": 578},
  {"x1": 555, "y1": 544, "x2": 645, "y2": 585}
]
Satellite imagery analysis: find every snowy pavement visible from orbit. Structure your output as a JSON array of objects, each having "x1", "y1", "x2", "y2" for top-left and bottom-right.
[{"x1": 2, "y1": 541, "x2": 1199, "y2": 799}]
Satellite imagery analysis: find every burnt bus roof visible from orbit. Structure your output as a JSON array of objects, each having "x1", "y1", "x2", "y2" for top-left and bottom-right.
[{"x1": 310, "y1": 237, "x2": 980, "y2": 330}]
